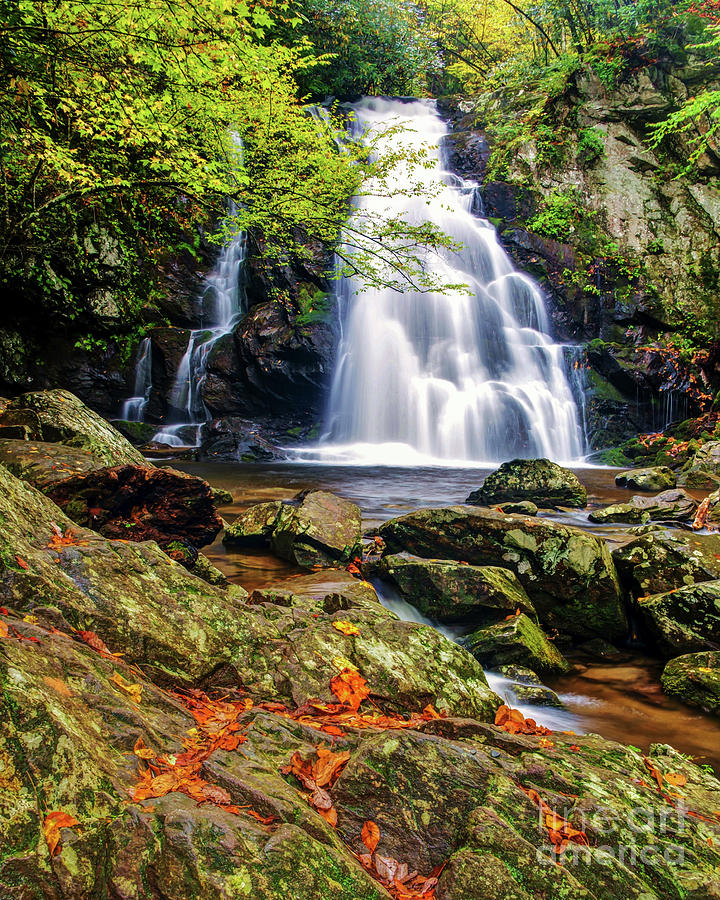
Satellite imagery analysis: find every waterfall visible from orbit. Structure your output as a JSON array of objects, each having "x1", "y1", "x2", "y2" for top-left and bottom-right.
[
  {"x1": 304, "y1": 97, "x2": 584, "y2": 466},
  {"x1": 119, "y1": 337, "x2": 152, "y2": 422}
]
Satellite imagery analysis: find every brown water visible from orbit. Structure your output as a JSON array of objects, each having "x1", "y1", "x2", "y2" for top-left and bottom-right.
[{"x1": 177, "y1": 460, "x2": 720, "y2": 771}]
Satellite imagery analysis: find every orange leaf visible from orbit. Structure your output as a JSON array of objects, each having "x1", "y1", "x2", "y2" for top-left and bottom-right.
[
  {"x1": 318, "y1": 804, "x2": 338, "y2": 827},
  {"x1": 665, "y1": 772, "x2": 687, "y2": 787},
  {"x1": 133, "y1": 736, "x2": 156, "y2": 760},
  {"x1": 15, "y1": 556, "x2": 28, "y2": 570},
  {"x1": 330, "y1": 668, "x2": 370, "y2": 711},
  {"x1": 333, "y1": 620, "x2": 361, "y2": 636},
  {"x1": 361, "y1": 820, "x2": 381, "y2": 854},
  {"x1": 0, "y1": 621, "x2": 8, "y2": 639},
  {"x1": 111, "y1": 672, "x2": 142, "y2": 703},
  {"x1": 44, "y1": 811, "x2": 79, "y2": 856}
]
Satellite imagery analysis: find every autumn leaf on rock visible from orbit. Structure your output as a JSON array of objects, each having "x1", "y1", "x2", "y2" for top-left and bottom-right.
[
  {"x1": 330, "y1": 668, "x2": 370, "y2": 710},
  {"x1": 495, "y1": 704, "x2": 551, "y2": 736},
  {"x1": 361, "y1": 820, "x2": 380, "y2": 854},
  {"x1": 44, "y1": 811, "x2": 80, "y2": 856},
  {"x1": 133, "y1": 736, "x2": 156, "y2": 760},
  {"x1": 666, "y1": 772, "x2": 688, "y2": 787},
  {"x1": 0, "y1": 621, "x2": 8, "y2": 638},
  {"x1": 15, "y1": 556, "x2": 28, "y2": 570},
  {"x1": 79, "y1": 630, "x2": 118, "y2": 658},
  {"x1": 110, "y1": 671, "x2": 142, "y2": 703},
  {"x1": 333, "y1": 620, "x2": 361, "y2": 636}
]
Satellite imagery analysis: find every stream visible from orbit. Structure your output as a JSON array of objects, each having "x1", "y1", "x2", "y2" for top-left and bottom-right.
[{"x1": 177, "y1": 459, "x2": 720, "y2": 772}]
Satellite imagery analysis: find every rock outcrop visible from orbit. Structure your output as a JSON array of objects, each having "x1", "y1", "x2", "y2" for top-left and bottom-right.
[
  {"x1": 467, "y1": 458, "x2": 587, "y2": 508},
  {"x1": 662, "y1": 651, "x2": 720, "y2": 715}
]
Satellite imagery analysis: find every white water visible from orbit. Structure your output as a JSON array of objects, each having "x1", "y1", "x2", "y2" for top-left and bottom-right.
[
  {"x1": 119, "y1": 337, "x2": 152, "y2": 422},
  {"x1": 151, "y1": 212, "x2": 247, "y2": 447},
  {"x1": 297, "y1": 98, "x2": 583, "y2": 466}
]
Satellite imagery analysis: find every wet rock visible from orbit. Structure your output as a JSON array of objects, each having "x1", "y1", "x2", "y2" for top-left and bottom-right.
[
  {"x1": 211, "y1": 486, "x2": 234, "y2": 506},
  {"x1": 662, "y1": 651, "x2": 720, "y2": 714},
  {"x1": 466, "y1": 613, "x2": 570, "y2": 674},
  {"x1": 589, "y1": 489, "x2": 698, "y2": 524},
  {"x1": 679, "y1": 441, "x2": 720, "y2": 490},
  {"x1": 613, "y1": 529, "x2": 720, "y2": 597},
  {"x1": 198, "y1": 416, "x2": 286, "y2": 461},
  {"x1": 636, "y1": 580, "x2": 720, "y2": 656},
  {"x1": 616, "y1": 466, "x2": 676, "y2": 491},
  {"x1": 271, "y1": 490, "x2": 362, "y2": 569},
  {"x1": 0, "y1": 439, "x2": 107, "y2": 489},
  {"x1": 0, "y1": 388, "x2": 147, "y2": 466},
  {"x1": 380, "y1": 507, "x2": 627, "y2": 640},
  {"x1": 376, "y1": 554, "x2": 535, "y2": 622},
  {"x1": 110, "y1": 419, "x2": 158, "y2": 446},
  {"x1": 186, "y1": 552, "x2": 229, "y2": 587},
  {"x1": 498, "y1": 500, "x2": 539, "y2": 515},
  {"x1": 467, "y1": 458, "x2": 587, "y2": 508},
  {"x1": 44, "y1": 464, "x2": 223, "y2": 550},
  {"x1": 497, "y1": 664, "x2": 565, "y2": 708},
  {"x1": 223, "y1": 500, "x2": 284, "y2": 546}
]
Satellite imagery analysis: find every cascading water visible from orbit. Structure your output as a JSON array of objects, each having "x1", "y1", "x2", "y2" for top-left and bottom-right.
[
  {"x1": 119, "y1": 337, "x2": 152, "y2": 422},
  {"x1": 149, "y1": 213, "x2": 247, "y2": 447},
  {"x1": 307, "y1": 98, "x2": 583, "y2": 466}
]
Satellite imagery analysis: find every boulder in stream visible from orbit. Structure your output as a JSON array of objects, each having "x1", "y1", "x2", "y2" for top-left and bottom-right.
[
  {"x1": 589, "y1": 489, "x2": 698, "y2": 524},
  {"x1": 223, "y1": 500, "x2": 284, "y2": 546},
  {"x1": 613, "y1": 529, "x2": 720, "y2": 597},
  {"x1": 636, "y1": 580, "x2": 720, "y2": 657},
  {"x1": 615, "y1": 465, "x2": 676, "y2": 491},
  {"x1": 662, "y1": 651, "x2": 720, "y2": 714},
  {"x1": 497, "y1": 665, "x2": 565, "y2": 708},
  {"x1": 466, "y1": 613, "x2": 570, "y2": 674},
  {"x1": 466, "y1": 458, "x2": 587, "y2": 508},
  {"x1": 376, "y1": 554, "x2": 535, "y2": 622},
  {"x1": 380, "y1": 506, "x2": 627, "y2": 640},
  {"x1": 270, "y1": 490, "x2": 362, "y2": 568}
]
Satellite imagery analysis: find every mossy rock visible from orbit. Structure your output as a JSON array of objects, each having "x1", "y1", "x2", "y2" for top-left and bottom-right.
[
  {"x1": 465, "y1": 613, "x2": 570, "y2": 674},
  {"x1": 270, "y1": 490, "x2": 362, "y2": 569},
  {"x1": 467, "y1": 458, "x2": 587, "y2": 508},
  {"x1": 613, "y1": 529, "x2": 720, "y2": 597},
  {"x1": 590, "y1": 489, "x2": 697, "y2": 525},
  {"x1": 636, "y1": 580, "x2": 720, "y2": 657},
  {"x1": 377, "y1": 554, "x2": 535, "y2": 623},
  {"x1": 223, "y1": 500, "x2": 284, "y2": 546},
  {"x1": 380, "y1": 507, "x2": 627, "y2": 641},
  {"x1": 0, "y1": 439, "x2": 106, "y2": 490},
  {"x1": 662, "y1": 651, "x2": 720, "y2": 715},
  {"x1": 615, "y1": 466, "x2": 676, "y2": 492}
]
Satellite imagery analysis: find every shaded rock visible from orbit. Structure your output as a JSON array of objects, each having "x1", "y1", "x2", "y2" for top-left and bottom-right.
[
  {"x1": 271, "y1": 490, "x2": 362, "y2": 568},
  {"x1": 199, "y1": 415, "x2": 286, "y2": 461},
  {"x1": 211, "y1": 486, "x2": 234, "y2": 506},
  {"x1": 577, "y1": 638, "x2": 623, "y2": 659},
  {"x1": 636, "y1": 580, "x2": 720, "y2": 657},
  {"x1": 613, "y1": 529, "x2": 720, "y2": 597},
  {"x1": 662, "y1": 651, "x2": 720, "y2": 715},
  {"x1": 44, "y1": 464, "x2": 223, "y2": 550},
  {"x1": 466, "y1": 613, "x2": 570, "y2": 674},
  {"x1": 223, "y1": 500, "x2": 284, "y2": 546},
  {"x1": 679, "y1": 442, "x2": 720, "y2": 489},
  {"x1": 188, "y1": 552, "x2": 229, "y2": 586},
  {"x1": 467, "y1": 458, "x2": 587, "y2": 508},
  {"x1": 498, "y1": 500, "x2": 539, "y2": 515},
  {"x1": 0, "y1": 439, "x2": 106, "y2": 489},
  {"x1": 377, "y1": 554, "x2": 535, "y2": 622},
  {"x1": 496, "y1": 665, "x2": 565, "y2": 708},
  {"x1": 380, "y1": 507, "x2": 627, "y2": 640},
  {"x1": 110, "y1": 418, "x2": 157, "y2": 446},
  {"x1": 616, "y1": 466, "x2": 676, "y2": 491},
  {"x1": 589, "y1": 489, "x2": 698, "y2": 524},
  {"x1": 0, "y1": 388, "x2": 146, "y2": 466}
]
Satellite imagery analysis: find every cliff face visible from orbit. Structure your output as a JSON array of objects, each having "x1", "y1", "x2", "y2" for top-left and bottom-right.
[{"x1": 442, "y1": 54, "x2": 720, "y2": 452}]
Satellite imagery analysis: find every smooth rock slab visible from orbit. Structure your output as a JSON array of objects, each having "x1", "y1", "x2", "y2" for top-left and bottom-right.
[
  {"x1": 380, "y1": 506, "x2": 627, "y2": 640},
  {"x1": 636, "y1": 580, "x2": 720, "y2": 656},
  {"x1": 466, "y1": 613, "x2": 570, "y2": 674},
  {"x1": 662, "y1": 651, "x2": 720, "y2": 714},
  {"x1": 377, "y1": 554, "x2": 535, "y2": 622},
  {"x1": 0, "y1": 439, "x2": 107, "y2": 489},
  {"x1": 467, "y1": 458, "x2": 587, "y2": 508}
]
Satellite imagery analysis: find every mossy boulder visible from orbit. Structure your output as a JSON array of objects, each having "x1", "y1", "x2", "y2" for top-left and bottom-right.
[
  {"x1": 0, "y1": 439, "x2": 107, "y2": 489},
  {"x1": 613, "y1": 529, "x2": 720, "y2": 597},
  {"x1": 0, "y1": 388, "x2": 147, "y2": 466},
  {"x1": 615, "y1": 466, "x2": 676, "y2": 491},
  {"x1": 497, "y1": 500, "x2": 539, "y2": 515},
  {"x1": 380, "y1": 507, "x2": 627, "y2": 641},
  {"x1": 376, "y1": 554, "x2": 535, "y2": 622},
  {"x1": 679, "y1": 442, "x2": 720, "y2": 489},
  {"x1": 662, "y1": 651, "x2": 720, "y2": 715},
  {"x1": 589, "y1": 489, "x2": 698, "y2": 524},
  {"x1": 465, "y1": 613, "x2": 570, "y2": 674},
  {"x1": 270, "y1": 490, "x2": 362, "y2": 568},
  {"x1": 467, "y1": 458, "x2": 587, "y2": 508},
  {"x1": 223, "y1": 500, "x2": 284, "y2": 546},
  {"x1": 636, "y1": 580, "x2": 720, "y2": 657},
  {"x1": 588, "y1": 502, "x2": 650, "y2": 525}
]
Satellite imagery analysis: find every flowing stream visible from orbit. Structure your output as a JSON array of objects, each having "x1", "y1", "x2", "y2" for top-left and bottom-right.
[{"x1": 300, "y1": 97, "x2": 583, "y2": 466}]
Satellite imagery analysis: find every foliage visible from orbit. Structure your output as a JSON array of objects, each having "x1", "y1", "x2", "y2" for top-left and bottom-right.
[
  {"x1": 577, "y1": 128, "x2": 606, "y2": 166},
  {"x1": 296, "y1": 286, "x2": 331, "y2": 326},
  {"x1": 528, "y1": 189, "x2": 591, "y2": 241}
]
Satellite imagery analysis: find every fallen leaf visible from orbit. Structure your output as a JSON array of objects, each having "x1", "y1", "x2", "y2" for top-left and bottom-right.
[
  {"x1": 0, "y1": 622, "x2": 8, "y2": 639},
  {"x1": 133, "y1": 736, "x2": 156, "y2": 760},
  {"x1": 111, "y1": 672, "x2": 142, "y2": 703},
  {"x1": 44, "y1": 811, "x2": 80, "y2": 856},
  {"x1": 665, "y1": 772, "x2": 687, "y2": 787},
  {"x1": 330, "y1": 668, "x2": 370, "y2": 710},
  {"x1": 361, "y1": 820, "x2": 381, "y2": 854},
  {"x1": 333, "y1": 620, "x2": 361, "y2": 636},
  {"x1": 15, "y1": 556, "x2": 28, "y2": 570}
]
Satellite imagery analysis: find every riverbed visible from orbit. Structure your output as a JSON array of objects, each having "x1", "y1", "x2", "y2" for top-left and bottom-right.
[{"x1": 177, "y1": 460, "x2": 720, "y2": 771}]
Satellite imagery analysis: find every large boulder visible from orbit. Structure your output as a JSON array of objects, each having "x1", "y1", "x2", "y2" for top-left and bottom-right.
[
  {"x1": 379, "y1": 507, "x2": 627, "y2": 640},
  {"x1": 679, "y1": 441, "x2": 720, "y2": 489},
  {"x1": 636, "y1": 581, "x2": 720, "y2": 657},
  {"x1": 44, "y1": 464, "x2": 223, "y2": 550},
  {"x1": 0, "y1": 388, "x2": 147, "y2": 466},
  {"x1": 589, "y1": 489, "x2": 698, "y2": 524},
  {"x1": 467, "y1": 458, "x2": 587, "y2": 508},
  {"x1": 223, "y1": 500, "x2": 284, "y2": 546},
  {"x1": 613, "y1": 529, "x2": 720, "y2": 597},
  {"x1": 0, "y1": 439, "x2": 106, "y2": 489},
  {"x1": 615, "y1": 466, "x2": 676, "y2": 491},
  {"x1": 270, "y1": 490, "x2": 362, "y2": 568},
  {"x1": 465, "y1": 613, "x2": 570, "y2": 674},
  {"x1": 377, "y1": 554, "x2": 535, "y2": 622},
  {"x1": 662, "y1": 651, "x2": 720, "y2": 714}
]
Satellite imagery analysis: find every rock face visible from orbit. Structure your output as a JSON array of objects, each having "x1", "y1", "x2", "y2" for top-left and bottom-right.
[
  {"x1": 662, "y1": 651, "x2": 720, "y2": 715},
  {"x1": 616, "y1": 466, "x2": 677, "y2": 492},
  {"x1": 613, "y1": 529, "x2": 720, "y2": 597},
  {"x1": 636, "y1": 581, "x2": 720, "y2": 657},
  {"x1": 377, "y1": 554, "x2": 535, "y2": 622},
  {"x1": 44, "y1": 464, "x2": 223, "y2": 550},
  {"x1": 589, "y1": 489, "x2": 698, "y2": 524},
  {"x1": 270, "y1": 491, "x2": 362, "y2": 568},
  {"x1": 0, "y1": 388, "x2": 146, "y2": 466},
  {"x1": 466, "y1": 613, "x2": 570, "y2": 674},
  {"x1": 380, "y1": 507, "x2": 627, "y2": 640},
  {"x1": 467, "y1": 458, "x2": 587, "y2": 508},
  {"x1": 680, "y1": 442, "x2": 720, "y2": 489}
]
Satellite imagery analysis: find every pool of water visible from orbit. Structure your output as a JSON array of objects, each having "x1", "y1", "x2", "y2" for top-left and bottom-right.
[{"x1": 176, "y1": 460, "x2": 720, "y2": 771}]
